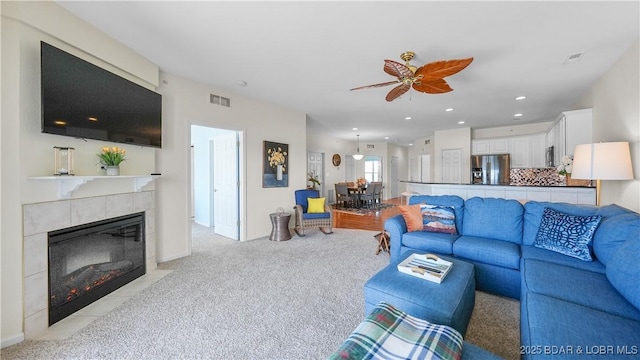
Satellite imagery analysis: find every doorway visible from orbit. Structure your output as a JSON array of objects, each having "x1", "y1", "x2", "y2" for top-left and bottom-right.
[
  {"x1": 190, "y1": 125, "x2": 241, "y2": 240},
  {"x1": 307, "y1": 151, "x2": 324, "y2": 195}
]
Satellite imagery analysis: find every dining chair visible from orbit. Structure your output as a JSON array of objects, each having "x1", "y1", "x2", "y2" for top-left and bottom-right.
[
  {"x1": 371, "y1": 182, "x2": 383, "y2": 208},
  {"x1": 358, "y1": 184, "x2": 377, "y2": 210},
  {"x1": 335, "y1": 183, "x2": 355, "y2": 209}
]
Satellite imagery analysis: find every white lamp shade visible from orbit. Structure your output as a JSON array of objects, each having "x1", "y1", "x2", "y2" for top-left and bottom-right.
[
  {"x1": 571, "y1": 142, "x2": 633, "y2": 180},
  {"x1": 352, "y1": 154, "x2": 364, "y2": 160}
]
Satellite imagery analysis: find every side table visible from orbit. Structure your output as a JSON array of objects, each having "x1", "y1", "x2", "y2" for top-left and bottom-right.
[{"x1": 269, "y1": 212, "x2": 292, "y2": 241}]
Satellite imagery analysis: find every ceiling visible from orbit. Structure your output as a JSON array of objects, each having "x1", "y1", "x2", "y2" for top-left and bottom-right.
[{"x1": 57, "y1": 1, "x2": 639, "y2": 146}]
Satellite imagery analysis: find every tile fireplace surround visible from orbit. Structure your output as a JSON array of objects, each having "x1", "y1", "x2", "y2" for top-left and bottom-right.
[{"x1": 22, "y1": 191, "x2": 157, "y2": 339}]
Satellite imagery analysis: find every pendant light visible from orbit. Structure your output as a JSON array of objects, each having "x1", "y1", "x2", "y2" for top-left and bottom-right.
[{"x1": 353, "y1": 134, "x2": 364, "y2": 160}]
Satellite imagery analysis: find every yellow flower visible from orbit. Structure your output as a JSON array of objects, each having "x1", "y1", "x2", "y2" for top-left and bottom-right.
[{"x1": 97, "y1": 146, "x2": 127, "y2": 166}]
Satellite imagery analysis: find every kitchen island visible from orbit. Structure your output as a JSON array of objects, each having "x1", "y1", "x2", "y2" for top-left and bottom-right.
[{"x1": 401, "y1": 181, "x2": 596, "y2": 205}]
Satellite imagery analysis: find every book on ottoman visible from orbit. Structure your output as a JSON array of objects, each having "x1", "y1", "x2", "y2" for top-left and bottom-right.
[{"x1": 397, "y1": 253, "x2": 453, "y2": 283}]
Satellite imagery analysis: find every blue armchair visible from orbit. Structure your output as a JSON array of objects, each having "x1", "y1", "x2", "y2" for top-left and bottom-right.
[{"x1": 293, "y1": 189, "x2": 333, "y2": 236}]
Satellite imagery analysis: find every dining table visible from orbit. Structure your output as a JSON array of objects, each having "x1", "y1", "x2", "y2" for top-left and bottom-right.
[{"x1": 347, "y1": 185, "x2": 367, "y2": 208}]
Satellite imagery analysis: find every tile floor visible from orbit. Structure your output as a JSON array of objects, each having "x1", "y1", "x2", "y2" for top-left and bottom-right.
[{"x1": 37, "y1": 269, "x2": 172, "y2": 340}]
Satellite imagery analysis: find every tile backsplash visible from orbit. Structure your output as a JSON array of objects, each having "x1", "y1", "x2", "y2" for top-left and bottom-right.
[{"x1": 510, "y1": 168, "x2": 566, "y2": 186}]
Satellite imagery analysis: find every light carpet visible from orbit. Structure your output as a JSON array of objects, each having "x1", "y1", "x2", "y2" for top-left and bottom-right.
[{"x1": 2, "y1": 228, "x2": 519, "y2": 359}]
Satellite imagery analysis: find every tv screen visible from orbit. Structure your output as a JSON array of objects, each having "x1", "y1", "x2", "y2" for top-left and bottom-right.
[{"x1": 41, "y1": 42, "x2": 162, "y2": 148}]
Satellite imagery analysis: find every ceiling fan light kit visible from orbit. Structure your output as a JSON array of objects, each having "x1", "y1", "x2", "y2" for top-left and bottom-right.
[{"x1": 350, "y1": 51, "x2": 473, "y2": 102}]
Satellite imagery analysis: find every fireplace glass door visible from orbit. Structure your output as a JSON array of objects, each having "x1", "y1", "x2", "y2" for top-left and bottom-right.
[{"x1": 48, "y1": 212, "x2": 145, "y2": 325}]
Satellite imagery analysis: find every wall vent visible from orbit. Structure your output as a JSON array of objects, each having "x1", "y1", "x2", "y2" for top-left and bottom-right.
[
  {"x1": 210, "y1": 94, "x2": 231, "y2": 107},
  {"x1": 424, "y1": 139, "x2": 431, "y2": 145},
  {"x1": 366, "y1": 144, "x2": 375, "y2": 149},
  {"x1": 563, "y1": 52, "x2": 584, "y2": 64}
]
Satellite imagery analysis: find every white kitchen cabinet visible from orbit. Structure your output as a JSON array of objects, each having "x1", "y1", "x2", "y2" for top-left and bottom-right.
[
  {"x1": 548, "y1": 108, "x2": 592, "y2": 164},
  {"x1": 472, "y1": 138, "x2": 509, "y2": 155},
  {"x1": 509, "y1": 136, "x2": 530, "y2": 168},
  {"x1": 530, "y1": 133, "x2": 547, "y2": 168}
]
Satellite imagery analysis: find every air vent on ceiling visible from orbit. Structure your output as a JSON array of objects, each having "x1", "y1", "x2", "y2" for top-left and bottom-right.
[
  {"x1": 563, "y1": 52, "x2": 584, "y2": 65},
  {"x1": 210, "y1": 94, "x2": 231, "y2": 107}
]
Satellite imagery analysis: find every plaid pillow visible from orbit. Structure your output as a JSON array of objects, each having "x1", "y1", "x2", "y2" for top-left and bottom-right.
[{"x1": 328, "y1": 302, "x2": 463, "y2": 360}]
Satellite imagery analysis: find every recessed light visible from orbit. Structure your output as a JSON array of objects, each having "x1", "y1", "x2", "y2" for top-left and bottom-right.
[
  {"x1": 384, "y1": 136, "x2": 389, "y2": 140},
  {"x1": 405, "y1": 116, "x2": 412, "y2": 120},
  {"x1": 236, "y1": 80, "x2": 247, "y2": 86},
  {"x1": 409, "y1": 143, "x2": 413, "y2": 146},
  {"x1": 515, "y1": 96, "x2": 526, "y2": 101},
  {"x1": 352, "y1": 127, "x2": 358, "y2": 130},
  {"x1": 514, "y1": 113, "x2": 523, "y2": 117},
  {"x1": 445, "y1": 108, "x2": 454, "y2": 112},
  {"x1": 458, "y1": 121, "x2": 465, "y2": 124}
]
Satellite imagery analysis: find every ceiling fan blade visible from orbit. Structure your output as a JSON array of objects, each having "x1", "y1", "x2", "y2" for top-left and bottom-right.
[
  {"x1": 412, "y1": 79, "x2": 453, "y2": 94},
  {"x1": 350, "y1": 80, "x2": 400, "y2": 91},
  {"x1": 384, "y1": 60, "x2": 414, "y2": 78},
  {"x1": 415, "y1": 57, "x2": 474, "y2": 81},
  {"x1": 385, "y1": 84, "x2": 410, "y2": 101}
]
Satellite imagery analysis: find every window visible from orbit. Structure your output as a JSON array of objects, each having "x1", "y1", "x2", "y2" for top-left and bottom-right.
[{"x1": 364, "y1": 156, "x2": 382, "y2": 182}]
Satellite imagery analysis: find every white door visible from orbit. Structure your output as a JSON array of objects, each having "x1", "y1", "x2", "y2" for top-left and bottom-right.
[
  {"x1": 213, "y1": 132, "x2": 239, "y2": 239},
  {"x1": 307, "y1": 151, "x2": 324, "y2": 194},
  {"x1": 390, "y1": 156, "x2": 399, "y2": 199},
  {"x1": 442, "y1": 149, "x2": 463, "y2": 183}
]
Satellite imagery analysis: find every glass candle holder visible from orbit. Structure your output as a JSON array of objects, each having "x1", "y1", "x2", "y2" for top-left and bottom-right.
[{"x1": 53, "y1": 146, "x2": 75, "y2": 176}]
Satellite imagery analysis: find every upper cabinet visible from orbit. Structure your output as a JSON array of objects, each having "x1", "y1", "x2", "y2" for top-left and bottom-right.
[
  {"x1": 547, "y1": 108, "x2": 592, "y2": 164},
  {"x1": 473, "y1": 134, "x2": 547, "y2": 168}
]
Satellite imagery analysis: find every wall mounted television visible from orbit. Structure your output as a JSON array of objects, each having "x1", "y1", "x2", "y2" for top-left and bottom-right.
[{"x1": 41, "y1": 41, "x2": 162, "y2": 148}]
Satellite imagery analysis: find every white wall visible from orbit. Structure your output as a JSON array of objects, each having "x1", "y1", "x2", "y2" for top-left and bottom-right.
[
  {"x1": 1, "y1": 1, "x2": 159, "y2": 346},
  {"x1": 155, "y1": 72, "x2": 307, "y2": 262},
  {"x1": 575, "y1": 39, "x2": 640, "y2": 212},
  {"x1": 472, "y1": 121, "x2": 554, "y2": 139},
  {"x1": 434, "y1": 127, "x2": 472, "y2": 183}
]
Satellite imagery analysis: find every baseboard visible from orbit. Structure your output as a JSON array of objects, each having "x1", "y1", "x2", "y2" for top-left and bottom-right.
[{"x1": 1, "y1": 333, "x2": 24, "y2": 349}]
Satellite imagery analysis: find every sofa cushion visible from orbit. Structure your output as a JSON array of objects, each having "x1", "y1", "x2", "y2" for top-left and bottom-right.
[
  {"x1": 523, "y1": 201, "x2": 598, "y2": 246},
  {"x1": 453, "y1": 236, "x2": 520, "y2": 270},
  {"x1": 402, "y1": 231, "x2": 459, "y2": 255},
  {"x1": 593, "y1": 212, "x2": 640, "y2": 266},
  {"x1": 409, "y1": 195, "x2": 465, "y2": 232},
  {"x1": 521, "y1": 293, "x2": 640, "y2": 357},
  {"x1": 522, "y1": 259, "x2": 640, "y2": 321},
  {"x1": 533, "y1": 207, "x2": 602, "y2": 261},
  {"x1": 462, "y1": 197, "x2": 524, "y2": 244},
  {"x1": 521, "y1": 245, "x2": 605, "y2": 274},
  {"x1": 607, "y1": 237, "x2": 640, "y2": 311}
]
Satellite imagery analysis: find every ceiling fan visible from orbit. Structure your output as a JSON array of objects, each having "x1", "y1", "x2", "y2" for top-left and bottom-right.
[{"x1": 350, "y1": 51, "x2": 473, "y2": 102}]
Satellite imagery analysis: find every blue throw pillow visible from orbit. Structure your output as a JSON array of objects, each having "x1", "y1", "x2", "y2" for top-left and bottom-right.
[{"x1": 534, "y1": 207, "x2": 602, "y2": 261}]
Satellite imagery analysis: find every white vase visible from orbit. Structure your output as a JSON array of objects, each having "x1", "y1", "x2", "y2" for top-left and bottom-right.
[
  {"x1": 276, "y1": 164, "x2": 283, "y2": 181},
  {"x1": 106, "y1": 166, "x2": 120, "y2": 176}
]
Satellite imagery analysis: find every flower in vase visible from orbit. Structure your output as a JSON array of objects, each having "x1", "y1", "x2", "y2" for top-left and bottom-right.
[
  {"x1": 557, "y1": 155, "x2": 573, "y2": 176},
  {"x1": 98, "y1": 146, "x2": 126, "y2": 166}
]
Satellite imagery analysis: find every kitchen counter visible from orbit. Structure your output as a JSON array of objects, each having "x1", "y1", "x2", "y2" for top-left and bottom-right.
[{"x1": 401, "y1": 181, "x2": 596, "y2": 205}]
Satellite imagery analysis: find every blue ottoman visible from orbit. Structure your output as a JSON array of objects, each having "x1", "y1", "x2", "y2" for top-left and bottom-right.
[{"x1": 364, "y1": 251, "x2": 476, "y2": 335}]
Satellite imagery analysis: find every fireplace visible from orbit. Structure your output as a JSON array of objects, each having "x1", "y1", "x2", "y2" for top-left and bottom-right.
[{"x1": 48, "y1": 212, "x2": 146, "y2": 325}]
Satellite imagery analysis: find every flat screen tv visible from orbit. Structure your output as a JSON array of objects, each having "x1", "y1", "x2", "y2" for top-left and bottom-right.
[{"x1": 41, "y1": 41, "x2": 162, "y2": 148}]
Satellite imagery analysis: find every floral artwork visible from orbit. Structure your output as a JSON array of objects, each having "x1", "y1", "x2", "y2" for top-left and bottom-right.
[{"x1": 263, "y1": 141, "x2": 288, "y2": 187}]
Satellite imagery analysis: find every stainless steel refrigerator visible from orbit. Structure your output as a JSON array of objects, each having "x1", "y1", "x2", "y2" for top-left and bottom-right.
[{"x1": 471, "y1": 154, "x2": 511, "y2": 185}]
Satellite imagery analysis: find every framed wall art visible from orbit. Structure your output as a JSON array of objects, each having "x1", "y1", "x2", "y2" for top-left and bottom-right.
[{"x1": 263, "y1": 141, "x2": 288, "y2": 188}]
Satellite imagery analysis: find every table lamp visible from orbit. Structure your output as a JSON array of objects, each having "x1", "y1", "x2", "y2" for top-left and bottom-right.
[{"x1": 571, "y1": 142, "x2": 633, "y2": 205}]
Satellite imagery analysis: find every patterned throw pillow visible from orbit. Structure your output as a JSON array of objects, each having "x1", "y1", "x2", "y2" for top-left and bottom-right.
[
  {"x1": 327, "y1": 302, "x2": 463, "y2": 360},
  {"x1": 420, "y1": 204, "x2": 458, "y2": 234},
  {"x1": 534, "y1": 207, "x2": 602, "y2": 261}
]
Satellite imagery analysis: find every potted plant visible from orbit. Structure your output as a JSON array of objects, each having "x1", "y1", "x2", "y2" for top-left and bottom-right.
[
  {"x1": 307, "y1": 172, "x2": 321, "y2": 190},
  {"x1": 97, "y1": 146, "x2": 126, "y2": 175}
]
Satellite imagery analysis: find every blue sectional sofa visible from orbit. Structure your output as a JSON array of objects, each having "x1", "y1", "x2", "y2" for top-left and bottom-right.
[{"x1": 385, "y1": 195, "x2": 640, "y2": 359}]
